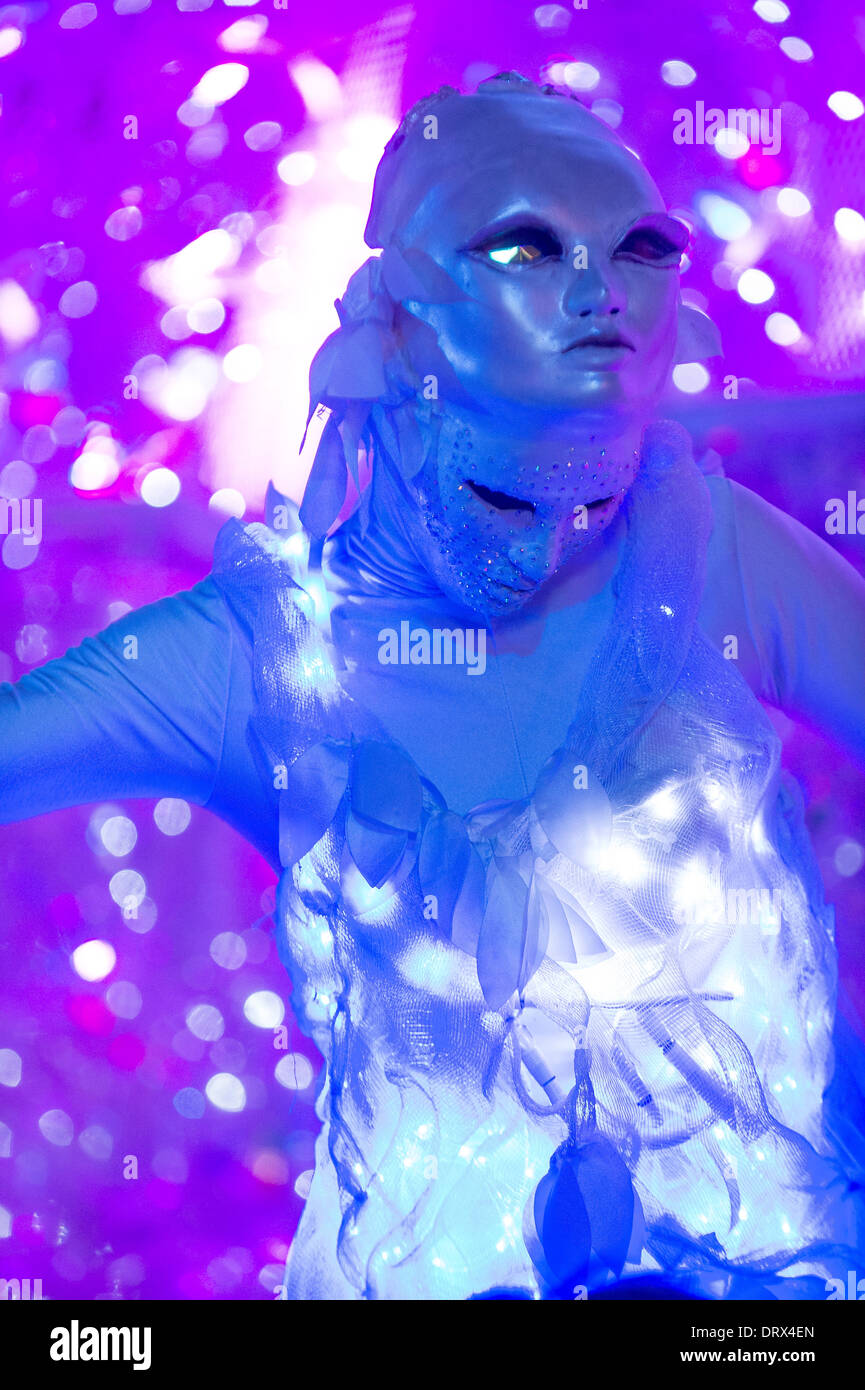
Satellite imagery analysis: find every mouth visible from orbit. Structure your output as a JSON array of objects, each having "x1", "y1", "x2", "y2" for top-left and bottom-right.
[{"x1": 563, "y1": 332, "x2": 635, "y2": 354}]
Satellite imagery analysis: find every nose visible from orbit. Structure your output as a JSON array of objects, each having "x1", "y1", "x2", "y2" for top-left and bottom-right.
[{"x1": 562, "y1": 255, "x2": 627, "y2": 321}]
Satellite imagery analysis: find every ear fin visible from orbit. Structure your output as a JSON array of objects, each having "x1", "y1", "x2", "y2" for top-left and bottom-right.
[{"x1": 675, "y1": 299, "x2": 723, "y2": 363}]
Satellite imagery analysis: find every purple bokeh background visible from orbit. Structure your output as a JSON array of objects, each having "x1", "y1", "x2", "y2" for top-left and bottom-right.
[{"x1": 0, "y1": 0, "x2": 863, "y2": 1300}]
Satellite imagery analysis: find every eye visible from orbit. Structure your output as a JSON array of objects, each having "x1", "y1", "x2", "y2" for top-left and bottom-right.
[
  {"x1": 615, "y1": 220, "x2": 688, "y2": 266},
  {"x1": 469, "y1": 224, "x2": 564, "y2": 267}
]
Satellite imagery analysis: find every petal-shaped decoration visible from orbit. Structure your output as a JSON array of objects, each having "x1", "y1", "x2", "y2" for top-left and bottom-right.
[
  {"x1": 536, "y1": 877, "x2": 577, "y2": 964},
  {"x1": 674, "y1": 298, "x2": 723, "y2": 363},
  {"x1": 418, "y1": 811, "x2": 471, "y2": 938},
  {"x1": 476, "y1": 860, "x2": 530, "y2": 1011},
  {"x1": 323, "y1": 321, "x2": 391, "y2": 400},
  {"x1": 534, "y1": 1149, "x2": 592, "y2": 1289},
  {"x1": 393, "y1": 244, "x2": 469, "y2": 304},
  {"x1": 574, "y1": 1138, "x2": 635, "y2": 1277},
  {"x1": 450, "y1": 844, "x2": 485, "y2": 957},
  {"x1": 277, "y1": 740, "x2": 350, "y2": 866},
  {"x1": 533, "y1": 749, "x2": 612, "y2": 870},
  {"x1": 345, "y1": 810, "x2": 408, "y2": 889},
  {"x1": 391, "y1": 404, "x2": 425, "y2": 481},
  {"x1": 298, "y1": 418, "x2": 347, "y2": 539},
  {"x1": 351, "y1": 740, "x2": 422, "y2": 833},
  {"x1": 340, "y1": 833, "x2": 418, "y2": 915}
]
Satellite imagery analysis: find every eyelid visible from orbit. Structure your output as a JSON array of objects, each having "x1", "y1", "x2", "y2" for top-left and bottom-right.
[
  {"x1": 611, "y1": 213, "x2": 690, "y2": 260},
  {"x1": 464, "y1": 221, "x2": 564, "y2": 257}
]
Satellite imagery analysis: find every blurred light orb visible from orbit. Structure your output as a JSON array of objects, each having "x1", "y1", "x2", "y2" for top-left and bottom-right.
[
  {"x1": 0, "y1": 27, "x2": 23, "y2": 57},
  {"x1": 564, "y1": 62, "x2": 600, "y2": 91},
  {"x1": 78, "y1": 1124, "x2": 114, "y2": 1160},
  {"x1": 187, "y1": 298, "x2": 225, "y2": 334},
  {"x1": 737, "y1": 267, "x2": 775, "y2": 303},
  {"x1": 834, "y1": 207, "x2": 865, "y2": 243},
  {"x1": 59, "y1": 281, "x2": 97, "y2": 319},
  {"x1": 193, "y1": 63, "x2": 249, "y2": 107},
  {"x1": 244, "y1": 121, "x2": 282, "y2": 152},
  {"x1": 39, "y1": 1109, "x2": 74, "y2": 1146},
  {"x1": 779, "y1": 36, "x2": 813, "y2": 62},
  {"x1": 109, "y1": 868, "x2": 146, "y2": 907},
  {"x1": 72, "y1": 939, "x2": 117, "y2": 982},
  {"x1": 223, "y1": 343, "x2": 262, "y2": 382},
  {"x1": 714, "y1": 128, "x2": 749, "y2": 159},
  {"x1": 220, "y1": 18, "x2": 268, "y2": 53},
  {"x1": 173, "y1": 1087, "x2": 206, "y2": 1120},
  {"x1": 661, "y1": 60, "x2": 696, "y2": 86},
  {"x1": 697, "y1": 193, "x2": 751, "y2": 240},
  {"x1": 753, "y1": 0, "x2": 789, "y2": 19},
  {"x1": 533, "y1": 5, "x2": 570, "y2": 30},
  {"x1": 835, "y1": 840, "x2": 864, "y2": 877},
  {"x1": 105, "y1": 981, "x2": 143, "y2": 1019},
  {"x1": 275, "y1": 1053, "x2": 315, "y2": 1090},
  {"x1": 100, "y1": 814, "x2": 138, "y2": 857},
  {"x1": 206, "y1": 1072, "x2": 246, "y2": 1112},
  {"x1": 209, "y1": 487, "x2": 246, "y2": 518},
  {"x1": 186, "y1": 1004, "x2": 225, "y2": 1042},
  {"x1": 154, "y1": 797, "x2": 191, "y2": 835},
  {"x1": 294, "y1": 1169, "x2": 313, "y2": 1199},
  {"x1": 828, "y1": 91, "x2": 864, "y2": 121},
  {"x1": 0, "y1": 280, "x2": 39, "y2": 346},
  {"x1": 251, "y1": 1150, "x2": 290, "y2": 1184},
  {"x1": 590, "y1": 98, "x2": 623, "y2": 129},
  {"x1": 765, "y1": 311, "x2": 801, "y2": 345},
  {"x1": 69, "y1": 450, "x2": 120, "y2": 491},
  {"x1": 140, "y1": 467, "x2": 181, "y2": 508},
  {"x1": 0, "y1": 1049, "x2": 22, "y2": 1087},
  {"x1": 776, "y1": 186, "x2": 811, "y2": 217},
  {"x1": 0, "y1": 460, "x2": 36, "y2": 497},
  {"x1": 105, "y1": 206, "x2": 143, "y2": 241},
  {"x1": 243, "y1": 991, "x2": 285, "y2": 1028},
  {"x1": 60, "y1": 4, "x2": 97, "y2": 29},
  {"x1": 210, "y1": 931, "x2": 247, "y2": 970},
  {"x1": 672, "y1": 362, "x2": 710, "y2": 394},
  {"x1": 277, "y1": 151, "x2": 316, "y2": 186}
]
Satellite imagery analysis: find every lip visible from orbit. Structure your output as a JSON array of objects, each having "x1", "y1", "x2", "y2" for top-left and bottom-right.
[{"x1": 562, "y1": 332, "x2": 636, "y2": 368}]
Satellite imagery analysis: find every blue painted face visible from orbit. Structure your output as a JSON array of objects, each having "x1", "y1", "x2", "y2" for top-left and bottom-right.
[{"x1": 367, "y1": 92, "x2": 688, "y2": 617}]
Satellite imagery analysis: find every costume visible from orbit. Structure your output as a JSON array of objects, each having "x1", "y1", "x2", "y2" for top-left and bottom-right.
[{"x1": 2, "y1": 74, "x2": 865, "y2": 1300}]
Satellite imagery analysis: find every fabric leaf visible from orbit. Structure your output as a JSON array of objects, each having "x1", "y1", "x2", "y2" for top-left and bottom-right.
[
  {"x1": 351, "y1": 740, "x2": 422, "y2": 833},
  {"x1": 277, "y1": 740, "x2": 350, "y2": 866},
  {"x1": 298, "y1": 417, "x2": 347, "y2": 539}
]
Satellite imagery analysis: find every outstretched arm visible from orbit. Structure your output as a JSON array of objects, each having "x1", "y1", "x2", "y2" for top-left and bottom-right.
[
  {"x1": 0, "y1": 578, "x2": 233, "y2": 825},
  {"x1": 703, "y1": 474, "x2": 865, "y2": 767}
]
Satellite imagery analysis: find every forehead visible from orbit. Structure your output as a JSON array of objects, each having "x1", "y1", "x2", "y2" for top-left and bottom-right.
[{"x1": 371, "y1": 94, "x2": 666, "y2": 248}]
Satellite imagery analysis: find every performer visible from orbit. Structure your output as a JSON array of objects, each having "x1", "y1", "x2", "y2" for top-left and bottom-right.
[{"x1": 2, "y1": 73, "x2": 865, "y2": 1300}]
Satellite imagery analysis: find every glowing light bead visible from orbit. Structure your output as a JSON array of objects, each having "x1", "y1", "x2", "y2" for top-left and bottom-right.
[
  {"x1": 294, "y1": 1169, "x2": 313, "y2": 1200},
  {"x1": 828, "y1": 91, "x2": 864, "y2": 122},
  {"x1": 672, "y1": 362, "x2": 710, "y2": 394},
  {"x1": 173, "y1": 1087, "x2": 206, "y2": 1120},
  {"x1": 244, "y1": 121, "x2": 282, "y2": 152},
  {"x1": 209, "y1": 931, "x2": 247, "y2": 970},
  {"x1": 779, "y1": 36, "x2": 813, "y2": 62},
  {"x1": 564, "y1": 62, "x2": 601, "y2": 91},
  {"x1": 192, "y1": 63, "x2": 249, "y2": 107},
  {"x1": 243, "y1": 991, "x2": 285, "y2": 1028},
  {"x1": 697, "y1": 193, "x2": 751, "y2": 241},
  {"x1": 274, "y1": 1053, "x2": 315, "y2": 1091},
  {"x1": 105, "y1": 981, "x2": 142, "y2": 1020},
  {"x1": 187, "y1": 298, "x2": 225, "y2": 334},
  {"x1": 0, "y1": 1049, "x2": 22, "y2": 1087},
  {"x1": 714, "y1": 128, "x2": 749, "y2": 160},
  {"x1": 72, "y1": 940, "x2": 117, "y2": 983},
  {"x1": 99, "y1": 815, "x2": 137, "y2": 857},
  {"x1": 590, "y1": 98, "x2": 623, "y2": 129},
  {"x1": 776, "y1": 186, "x2": 811, "y2": 218},
  {"x1": 219, "y1": 17, "x2": 267, "y2": 52},
  {"x1": 60, "y1": 4, "x2": 97, "y2": 29},
  {"x1": 0, "y1": 26, "x2": 23, "y2": 56},
  {"x1": 109, "y1": 868, "x2": 146, "y2": 910},
  {"x1": 277, "y1": 151, "x2": 317, "y2": 187},
  {"x1": 661, "y1": 60, "x2": 696, "y2": 86},
  {"x1": 0, "y1": 280, "x2": 39, "y2": 346},
  {"x1": 834, "y1": 207, "x2": 865, "y2": 243},
  {"x1": 205, "y1": 1073, "x2": 246, "y2": 1113},
  {"x1": 737, "y1": 268, "x2": 775, "y2": 304},
  {"x1": 209, "y1": 488, "x2": 246, "y2": 518},
  {"x1": 39, "y1": 1109, "x2": 74, "y2": 1146},
  {"x1": 186, "y1": 1004, "x2": 225, "y2": 1042},
  {"x1": 765, "y1": 312, "x2": 801, "y2": 346},
  {"x1": 534, "y1": 5, "x2": 570, "y2": 31},
  {"x1": 104, "y1": 206, "x2": 143, "y2": 241},
  {"x1": 153, "y1": 798, "x2": 191, "y2": 835},
  {"x1": 59, "y1": 281, "x2": 97, "y2": 319},
  {"x1": 223, "y1": 343, "x2": 262, "y2": 382},
  {"x1": 753, "y1": 0, "x2": 789, "y2": 20},
  {"x1": 69, "y1": 449, "x2": 120, "y2": 491},
  {"x1": 835, "y1": 840, "x2": 864, "y2": 877}
]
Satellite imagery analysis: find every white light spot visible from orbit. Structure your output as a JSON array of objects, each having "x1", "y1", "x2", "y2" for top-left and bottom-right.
[
  {"x1": 672, "y1": 362, "x2": 710, "y2": 393},
  {"x1": 737, "y1": 267, "x2": 775, "y2": 303},
  {"x1": 276, "y1": 151, "x2": 316, "y2": 186},
  {"x1": 59, "y1": 281, "x2": 97, "y2": 318},
  {"x1": 274, "y1": 1053, "x2": 314, "y2": 1090},
  {"x1": 753, "y1": 0, "x2": 789, "y2": 20},
  {"x1": 0, "y1": 1049, "x2": 22, "y2": 1087},
  {"x1": 100, "y1": 815, "x2": 137, "y2": 856},
  {"x1": 72, "y1": 939, "x2": 116, "y2": 982},
  {"x1": 39, "y1": 1108, "x2": 74, "y2": 1145},
  {"x1": 834, "y1": 207, "x2": 865, "y2": 243},
  {"x1": 661, "y1": 60, "x2": 696, "y2": 86},
  {"x1": 186, "y1": 1004, "x2": 225, "y2": 1042},
  {"x1": 779, "y1": 36, "x2": 813, "y2": 62},
  {"x1": 0, "y1": 27, "x2": 24, "y2": 58},
  {"x1": 140, "y1": 467, "x2": 181, "y2": 508},
  {"x1": 105, "y1": 981, "x2": 142, "y2": 1019},
  {"x1": 765, "y1": 311, "x2": 801, "y2": 345},
  {"x1": 209, "y1": 487, "x2": 246, "y2": 518},
  {"x1": 776, "y1": 186, "x2": 811, "y2": 218},
  {"x1": 205, "y1": 1072, "x2": 246, "y2": 1112},
  {"x1": 192, "y1": 63, "x2": 249, "y2": 107},
  {"x1": 835, "y1": 840, "x2": 864, "y2": 877},
  {"x1": 210, "y1": 931, "x2": 247, "y2": 970},
  {"x1": 153, "y1": 797, "x2": 191, "y2": 835},
  {"x1": 714, "y1": 127, "x2": 749, "y2": 159},
  {"x1": 223, "y1": 343, "x2": 262, "y2": 382},
  {"x1": 697, "y1": 193, "x2": 751, "y2": 240},
  {"x1": 827, "y1": 91, "x2": 864, "y2": 122},
  {"x1": 563, "y1": 61, "x2": 600, "y2": 91},
  {"x1": 69, "y1": 450, "x2": 120, "y2": 491},
  {"x1": 243, "y1": 991, "x2": 285, "y2": 1028}
]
